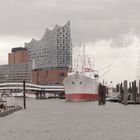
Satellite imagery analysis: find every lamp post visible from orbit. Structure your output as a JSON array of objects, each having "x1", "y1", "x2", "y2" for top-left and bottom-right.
[{"x1": 23, "y1": 79, "x2": 26, "y2": 109}]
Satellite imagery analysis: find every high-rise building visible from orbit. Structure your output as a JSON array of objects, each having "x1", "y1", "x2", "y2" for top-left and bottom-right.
[
  {"x1": 25, "y1": 21, "x2": 72, "y2": 85},
  {"x1": 0, "y1": 47, "x2": 31, "y2": 83},
  {"x1": 25, "y1": 21, "x2": 72, "y2": 70},
  {"x1": 8, "y1": 47, "x2": 28, "y2": 64}
]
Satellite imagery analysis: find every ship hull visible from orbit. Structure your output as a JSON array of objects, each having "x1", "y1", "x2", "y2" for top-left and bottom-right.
[
  {"x1": 65, "y1": 93, "x2": 98, "y2": 102},
  {"x1": 63, "y1": 73, "x2": 98, "y2": 102}
]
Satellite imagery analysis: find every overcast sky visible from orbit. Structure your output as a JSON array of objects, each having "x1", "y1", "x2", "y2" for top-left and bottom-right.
[{"x1": 1, "y1": 0, "x2": 140, "y2": 85}]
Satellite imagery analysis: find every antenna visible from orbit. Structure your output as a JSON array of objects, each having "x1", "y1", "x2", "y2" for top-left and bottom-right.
[
  {"x1": 82, "y1": 44, "x2": 86, "y2": 73},
  {"x1": 101, "y1": 69, "x2": 111, "y2": 76},
  {"x1": 100, "y1": 69, "x2": 111, "y2": 79},
  {"x1": 83, "y1": 44, "x2": 86, "y2": 67}
]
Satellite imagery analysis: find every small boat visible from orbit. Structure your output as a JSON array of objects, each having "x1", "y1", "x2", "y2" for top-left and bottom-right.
[
  {"x1": 106, "y1": 92, "x2": 119, "y2": 102},
  {"x1": 12, "y1": 92, "x2": 23, "y2": 98}
]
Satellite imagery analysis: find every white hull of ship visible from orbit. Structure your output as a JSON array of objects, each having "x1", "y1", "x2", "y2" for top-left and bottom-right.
[{"x1": 63, "y1": 73, "x2": 98, "y2": 101}]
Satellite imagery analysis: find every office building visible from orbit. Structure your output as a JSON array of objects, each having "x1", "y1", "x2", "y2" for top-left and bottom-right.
[{"x1": 8, "y1": 47, "x2": 28, "y2": 64}]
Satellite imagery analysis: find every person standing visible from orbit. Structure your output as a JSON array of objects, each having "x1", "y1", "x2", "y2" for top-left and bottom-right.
[
  {"x1": 102, "y1": 85, "x2": 106, "y2": 105},
  {"x1": 98, "y1": 83, "x2": 103, "y2": 105},
  {"x1": 98, "y1": 83, "x2": 106, "y2": 105}
]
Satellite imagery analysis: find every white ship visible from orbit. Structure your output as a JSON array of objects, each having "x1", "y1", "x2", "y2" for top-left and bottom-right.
[
  {"x1": 63, "y1": 44, "x2": 99, "y2": 101},
  {"x1": 63, "y1": 71, "x2": 98, "y2": 101}
]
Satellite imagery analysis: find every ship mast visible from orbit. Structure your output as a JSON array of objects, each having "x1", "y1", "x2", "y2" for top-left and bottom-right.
[{"x1": 83, "y1": 44, "x2": 86, "y2": 73}]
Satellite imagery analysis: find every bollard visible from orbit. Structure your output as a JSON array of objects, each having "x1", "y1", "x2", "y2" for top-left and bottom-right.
[
  {"x1": 128, "y1": 82, "x2": 132, "y2": 100},
  {"x1": 116, "y1": 84, "x2": 120, "y2": 92},
  {"x1": 138, "y1": 80, "x2": 140, "y2": 104},
  {"x1": 132, "y1": 82, "x2": 134, "y2": 101},
  {"x1": 120, "y1": 82, "x2": 124, "y2": 103},
  {"x1": 123, "y1": 80, "x2": 128, "y2": 105},
  {"x1": 132, "y1": 81, "x2": 137, "y2": 104}
]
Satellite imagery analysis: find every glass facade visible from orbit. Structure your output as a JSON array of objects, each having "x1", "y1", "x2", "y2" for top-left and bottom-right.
[{"x1": 25, "y1": 21, "x2": 72, "y2": 70}]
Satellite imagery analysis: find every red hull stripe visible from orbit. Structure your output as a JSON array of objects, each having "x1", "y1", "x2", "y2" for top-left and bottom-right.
[{"x1": 65, "y1": 93, "x2": 98, "y2": 102}]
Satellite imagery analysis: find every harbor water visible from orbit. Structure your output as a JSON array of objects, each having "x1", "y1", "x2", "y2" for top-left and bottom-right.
[{"x1": 0, "y1": 98, "x2": 140, "y2": 140}]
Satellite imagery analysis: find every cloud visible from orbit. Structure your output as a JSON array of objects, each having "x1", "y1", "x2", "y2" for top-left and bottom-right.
[
  {"x1": 85, "y1": 38, "x2": 140, "y2": 84},
  {"x1": 111, "y1": 30, "x2": 140, "y2": 48},
  {"x1": 0, "y1": 36, "x2": 30, "y2": 64},
  {"x1": 1, "y1": 0, "x2": 140, "y2": 83},
  {"x1": 0, "y1": 0, "x2": 140, "y2": 44}
]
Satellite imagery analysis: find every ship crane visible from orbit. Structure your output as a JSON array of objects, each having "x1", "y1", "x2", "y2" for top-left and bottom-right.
[
  {"x1": 100, "y1": 69, "x2": 111, "y2": 77},
  {"x1": 98, "y1": 64, "x2": 112, "y2": 85},
  {"x1": 99, "y1": 64, "x2": 112, "y2": 76},
  {"x1": 99, "y1": 64, "x2": 112, "y2": 72}
]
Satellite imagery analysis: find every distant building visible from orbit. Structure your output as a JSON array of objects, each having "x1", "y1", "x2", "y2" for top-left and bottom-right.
[
  {"x1": 25, "y1": 21, "x2": 72, "y2": 85},
  {"x1": 0, "y1": 63, "x2": 31, "y2": 83},
  {"x1": 0, "y1": 47, "x2": 31, "y2": 83},
  {"x1": 8, "y1": 47, "x2": 28, "y2": 64},
  {"x1": 0, "y1": 21, "x2": 72, "y2": 85}
]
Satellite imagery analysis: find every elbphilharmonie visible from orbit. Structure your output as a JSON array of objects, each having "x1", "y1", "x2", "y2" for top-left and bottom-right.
[{"x1": 0, "y1": 21, "x2": 72, "y2": 85}]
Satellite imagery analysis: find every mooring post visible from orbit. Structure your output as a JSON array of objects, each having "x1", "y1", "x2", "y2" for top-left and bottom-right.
[
  {"x1": 128, "y1": 82, "x2": 132, "y2": 100},
  {"x1": 43, "y1": 92, "x2": 45, "y2": 99},
  {"x1": 123, "y1": 80, "x2": 128, "y2": 105},
  {"x1": 139, "y1": 80, "x2": 140, "y2": 104},
  {"x1": 132, "y1": 81, "x2": 137, "y2": 104},
  {"x1": 23, "y1": 80, "x2": 26, "y2": 109},
  {"x1": 132, "y1": 82, "x2": 134, "y2": 101},
  {"x1": 116, "y1": 84, "x2": 120, "y2": 92},
  {"x1": 134, "y1": 80, "x2": 137, "y2": 104},
  {"x1": 120, "y1": 82, "x2": 124, "y2": 103}
]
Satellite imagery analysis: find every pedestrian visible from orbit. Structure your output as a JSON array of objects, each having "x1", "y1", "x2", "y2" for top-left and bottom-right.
[
  {"x1": 98, "y1": 83, "x2": 103, "y2": 105},
  {"x1": 0, "y1": 103, "x2": 6, "y2": 111},
  {"x1": 102, "y1": 85, "x2": 106, "y2": 105},
  {"x1": 98, "y1": 83, "x2": 106, "y2": 105}
]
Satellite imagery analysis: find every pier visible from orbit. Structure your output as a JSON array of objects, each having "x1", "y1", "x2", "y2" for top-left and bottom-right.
[
  {"x1": 0, "y1": 82, "x2": 65, "y2": 100},
  {"x1": 115, "y1": 80, "x2": 140, "y2": 105},
  {"x1": 0, "y1": 82, "x2": 65, "y2": 112},
  {"x1": 0, "y1": 99, "x2": 140, "y2": 140},
  {"x1": 0, "y1": 105, "x2": 22, "y2": 117}
]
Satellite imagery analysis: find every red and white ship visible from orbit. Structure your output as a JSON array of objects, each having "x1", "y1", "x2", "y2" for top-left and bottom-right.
[
  {"x1": 63, "y1": 71, "x2": 99, "y2": 101},
  {"x1": 63, "y1": 44, "x2": 99, "y2": 101}
]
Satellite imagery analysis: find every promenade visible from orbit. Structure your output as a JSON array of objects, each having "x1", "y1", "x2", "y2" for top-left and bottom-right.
[{"x1": 0, "y1": 98, "x2": 140, "y2": 140}]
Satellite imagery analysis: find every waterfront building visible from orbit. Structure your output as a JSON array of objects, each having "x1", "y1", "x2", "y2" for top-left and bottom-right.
[
  {"x1": 0, "y1": 21, "x2": 72, "y2": 85},
  {"x1": 31, "y1": 69, "x2": 68, "y2": 85},
  {"x1": 0, "y1": 47, "x2": 31, "y2": 83},
  {"x1": 8, "y1": 47, "x2": 28, "y2": 64},
  {"x1": 0, "y1": 63, "x2": 31, "y2": 83},
  {"x1": 25, "y1": 21, "x2": 72, "y2": 85}
]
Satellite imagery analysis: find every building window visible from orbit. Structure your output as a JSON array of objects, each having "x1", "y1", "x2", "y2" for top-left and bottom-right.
[{"x1": 60, "y1": 72, "x2": 65, "y2": 77}]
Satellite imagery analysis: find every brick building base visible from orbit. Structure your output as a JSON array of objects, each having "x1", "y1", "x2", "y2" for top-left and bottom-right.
[{"x1": 32, "y1": 69, "x2": 68, "y2": 85}]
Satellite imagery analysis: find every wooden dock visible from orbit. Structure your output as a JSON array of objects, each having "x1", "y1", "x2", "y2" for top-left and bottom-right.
[
  {"x1": 0, "y1": 106, "x2": 22, "y2": 117},
  {"x1": 116, "y1": 80, "x2": 140, "y2": 105}
]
